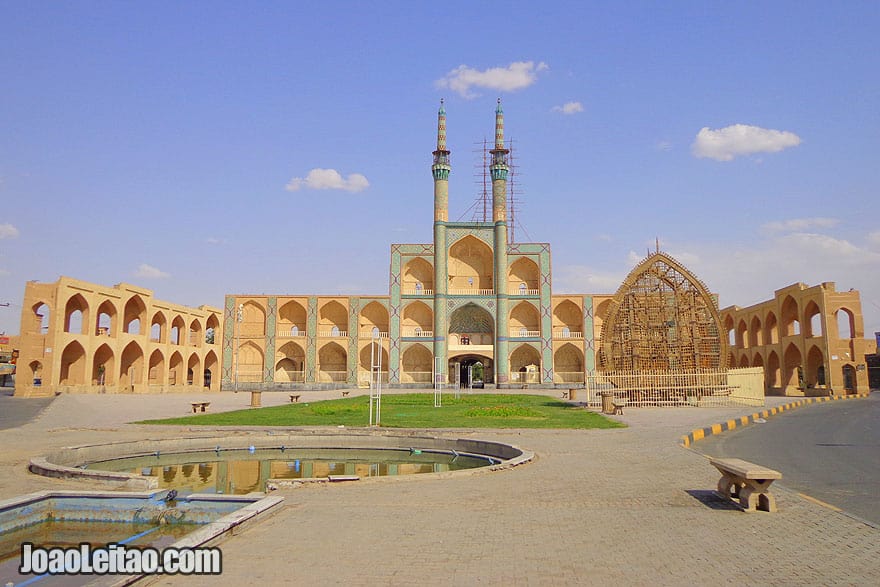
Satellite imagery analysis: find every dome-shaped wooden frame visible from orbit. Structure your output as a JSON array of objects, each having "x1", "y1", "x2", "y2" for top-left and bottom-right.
[{"x1": 598, "y1": 252, "x2": 728, "y2": 372}]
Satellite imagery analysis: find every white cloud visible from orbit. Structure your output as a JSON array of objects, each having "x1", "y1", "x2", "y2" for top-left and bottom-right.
[
  {"x1": 865, "y1": 231, "x2": 880, "y2": 248},
  {"x1": 692, "y1": 124, "x2": 801, "y2": 161},
  {"x1": 285, "y1": 168, "x2": 369, "y2": 193},
  {"x1": 554, "y1": 264, "x2": 625, "y2": 293},
  {"x1": 0, "y1": 268, "x2": 9, "y2": 277},
  {"x1": 655, "y1": 141, "x2": 673, "y2": 152},
  {"x1": 135, "y1": 264, "x2": 170, "y2": 279},
  {"x1": 0, "y1": 223, "x2": 20, "y2": 239},
  {"x1": 205, "y1": 236, "x2": 227, "y2": 245},
  {"x1": 435, "y1": 61, "x2": 549, "y2": 98},
  {"x1": 762, "y1": 217, "x2": 840, "y2": 233},
  {"x1": 551, "y1": 101, "x2": 584, "y2": 115}
]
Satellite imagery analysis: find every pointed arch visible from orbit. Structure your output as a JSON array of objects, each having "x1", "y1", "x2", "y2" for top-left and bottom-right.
[
  {"x1": 723, "y1": 313, "x2": 735, "y2": 347},
  {"x1": 509, "y1": 301, "x2": 540, "y2": 335},
  {"x1": 170, "y1": 315, "x2": 186, "y2": 345},
  {"x1": 806, "y1": 345, "x2": 825, "y2": 388},
  {"x1": 553, "y1": 300, "x2": 582, "y2": 334},
  {"x1": 749, "y1": 315, "x2": 763, "y2": 347},
  {"x1": 764, "y1": 312, "x2": 779, "y2": 344},
  {"x1": 804, "y1": 300, "x2": 822, "y2": 338},
  {"x1": 205, "y1": 313, "x2": 220, "y2": 345},
  {"x1": 318, "y1": 300, "x2": 347, "y2": 334},
  {"x1": 508, "y1": 257, "x2": 540, "y2": 294},
  {"x1": 509, "y1": 344, "x2": 541, "y2": 384},
  {"x1": 402, "y1": 344, "x2": 433, "y2": 383},
  {"x1": 359, "y1": 301, "x2": 389, "y2": 335},
  {"x1": 95, "y1": 300, "x2": 117, "y2": 337},
  {"x1": 783, "y1": 343, "x2": 803, "y2": 390},
  {"x1": 402, "y1": 257, "x2": 434, "y2": 292},
  {"x1": 203, "y1": 350, "x2": 219, "y2": 389},
  {"x1": 449, "y1": 303, "x2": 494, "y2": 346},
  {"x1": 123, "y1": 295, "x2": 147, "y2": 335},
  {"x1": 237, "y1": 341, "x2": 264, "y2": 383},
  {"x1": 93, "y1": 343, "x2": 115, "y2": 386},
  {"x1": 150, "y1": 311, "x2": 167, "y2": 343},
  {"x1": 781, "y1": 295, "x2": 800, "y2": 336},
  {"x1": 188, "y1": 318, "x2": 203, "y2": 347},
  {"x1": 359, "y1": 343, "x2": 389, "y2": 371},
  {"x1": 317, "y1": 342, "x2": 347, "y2": 382},
  {"x1": 169, "y1": 351, "x2": 185, "y2": 386},
  {"x1": 148, "y1": 349, "x2": 165, "y2": 386},
  {"x1": 32, "y1": 302, "x2": 51, "y2": 335},
  {"x1": 598, "y1": 252, "x2": 726, "y2": 371},
  {"x1": 752, "y1": 352, "x2": 764, "y2": 369},
  {"x1": 554, "y1": 343, "x2": 584, "y2": 383},
  {"x1": 59, "y1": 341, "x2": 87, "y2": 385},
  {"x1": 593, "y1": 298, "x2": 612, "y2": 340},
  {"x1": 275, "y1": 341, "x2": 305, "y2": 382},
  {"x1": 448, "y1": 235, "x2": 494, "y2": 291},
  {"x1": 736, "y1": 319, "x2": 748, "y2": 349},
  {"x1": 278, "y1": 300, "x2": 307, "y2": 335},
  {"x1": 64, "y1": 294, "x2": 89, "y2": 335},
  {"x1": 766, "y1": 351, "x2": 781, "y2": 392},
  {"x1": 402, "y1": 301, "x2": 433, "y2": 336},
  {"x1": 738, "y1": 354, "x2": 750, "y2": 368},
  {"x1": 120, "y1": 341, "x2": 145, "y2": 389},
  {"x1": 240, "y1": 301, "x2": 266, "y2": 337},
  {"x1": 834, "y1": 308, "x2": 855, "y2": 340},
  {"x1": 186, "y1": 353, "x2": 201, "y2": 386}
]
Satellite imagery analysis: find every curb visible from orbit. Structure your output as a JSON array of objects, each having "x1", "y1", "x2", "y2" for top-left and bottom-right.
[{"x1": 680, "y1": 392, "x2": 872, "y2": 447}]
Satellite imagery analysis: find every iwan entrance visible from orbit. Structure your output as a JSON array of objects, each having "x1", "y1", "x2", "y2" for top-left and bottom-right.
[{"x1": 450, "y1": 355, "x2": 493, "y2": 387}]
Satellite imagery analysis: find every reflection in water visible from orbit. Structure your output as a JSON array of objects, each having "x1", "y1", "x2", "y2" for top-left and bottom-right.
[{"x1": 86, "y1": 448, "x2": 490, "y2": 496}]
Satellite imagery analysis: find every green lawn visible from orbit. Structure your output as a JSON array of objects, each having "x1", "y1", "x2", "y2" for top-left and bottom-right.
[{"x1": 138, "y1": 394, "x2": 624, "y2": 430}]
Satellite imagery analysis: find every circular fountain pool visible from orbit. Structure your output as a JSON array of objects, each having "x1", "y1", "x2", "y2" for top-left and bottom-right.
[
  {"x1": 30, "y1": 431, "x2": 532, "y2": 492},
  {"x1": 84, "y1": 447, "x2": 494, "y2": 495}
]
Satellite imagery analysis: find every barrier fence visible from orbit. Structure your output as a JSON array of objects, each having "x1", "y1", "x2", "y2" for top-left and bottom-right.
[{"x1": 584, "y1": 367, "x2": 765, "y2": 408}]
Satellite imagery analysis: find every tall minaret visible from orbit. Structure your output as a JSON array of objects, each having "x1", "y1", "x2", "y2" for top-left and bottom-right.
[
  {"x1": 432, "y1": 98, "x2": 450, "y2": 221},
  {"x1": 491, "y1": 98, "x2": 510, "y2": 386},
  {"x1": 432, "y1": 100, "x2": 450, "y2": 383}
]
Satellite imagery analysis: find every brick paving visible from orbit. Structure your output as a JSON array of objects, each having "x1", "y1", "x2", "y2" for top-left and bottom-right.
[{"x1": 0, "y1": 390, "x2": 878, "y2": 585}]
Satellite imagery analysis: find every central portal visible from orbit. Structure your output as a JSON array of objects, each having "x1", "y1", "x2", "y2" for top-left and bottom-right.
[{"x1": 449, "y1": 355, "x2": 493, "y2": 387}]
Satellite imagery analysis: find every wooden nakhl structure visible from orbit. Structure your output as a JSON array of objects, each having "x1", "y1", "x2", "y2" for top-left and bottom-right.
[{"x1": 598, "y1": 252, "x2": 728, "y2": 372}]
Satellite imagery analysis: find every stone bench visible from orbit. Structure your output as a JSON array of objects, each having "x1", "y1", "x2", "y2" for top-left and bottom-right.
[
  {"x1": 289, "y1": 394, "x2": 301, "y2": 403},
  {"x1": 190, "y1": 402, "x2": 210, "y2": 413},
  {"x1": 611, "y1": 398, "x2": 627, "y2": 415},
  {"x1": 711, "y1": 457, "x2": 782, "y2": 512}
]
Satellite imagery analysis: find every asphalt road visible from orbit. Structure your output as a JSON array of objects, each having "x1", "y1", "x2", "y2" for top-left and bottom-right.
[
  {"x1": 696, "y1": 392, "x2": 880, "y2": 525},
  {"x1": 0, "y1": 387, "x2": 56, "y2": 430}
]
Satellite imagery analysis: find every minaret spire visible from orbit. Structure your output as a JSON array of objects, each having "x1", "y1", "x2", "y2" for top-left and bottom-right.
[
  {"x1": 490, "y1": 98, "x2": 511, "y2": 387},
  {"x1": 432, "y1": 98, "x2": 451, "y2": 222},
  {"x1": 489, "y1": 97, "x2": 509, "y2": 222}
]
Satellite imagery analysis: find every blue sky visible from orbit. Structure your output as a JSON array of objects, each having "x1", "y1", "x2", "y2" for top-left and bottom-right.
[{"x1": 1, "y1": 1, "x2": 879, "y2": 338}]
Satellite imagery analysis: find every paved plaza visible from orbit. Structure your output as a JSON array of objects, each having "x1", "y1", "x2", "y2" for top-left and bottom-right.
[{"x1": 0, "y1": 389, "x2": 878, "y2": 585}]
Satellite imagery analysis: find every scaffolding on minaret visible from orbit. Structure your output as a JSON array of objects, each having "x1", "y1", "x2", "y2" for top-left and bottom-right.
[{"x1": 465, "y1": 138, "x2": 529, "y2": 242}]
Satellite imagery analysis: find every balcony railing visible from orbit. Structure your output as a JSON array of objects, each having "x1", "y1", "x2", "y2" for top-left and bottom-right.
[
  {"x1": 402, "y1": 288, "x2": 434, "y2": 296},
  {"x1": 318, "y1": 330, "x2": 348, "y2": 338},
  {"x1": 317, "y1": 370, "x2": 348, "y2": 383},
  {"x1": 277, "y1": 327, "x2": 307, "y2": 338},
  {"x1": 449, "y1": 289, "x2": 495, "y2": 296},
  {"x1": 400, "y1": 371, "x2": 434, "y2": 383},
  {"x1": 402, "y1": 329, "x2": 434, "y2": 337},
  {"x1": 509, "y1": 329, "x2": 541, "y2": 338},
  {"x1": 552, "y1": 330, "x2": 584, "y2": 339},
  {"x1": 509, "y1": 371, "x2": 541, "y2": 384},
  {"x1": 553, "y1": 371, "x2": 585, "y2": 383},
  {"x1": 358, "y1": 331, "x2": 389, "y2": 339},
  {"x1": 276, "y1": 371, "x2": 305, "y2": 383},
  {"x1": 510, "y1": 288, "x2": 540, "y2": 296}
]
